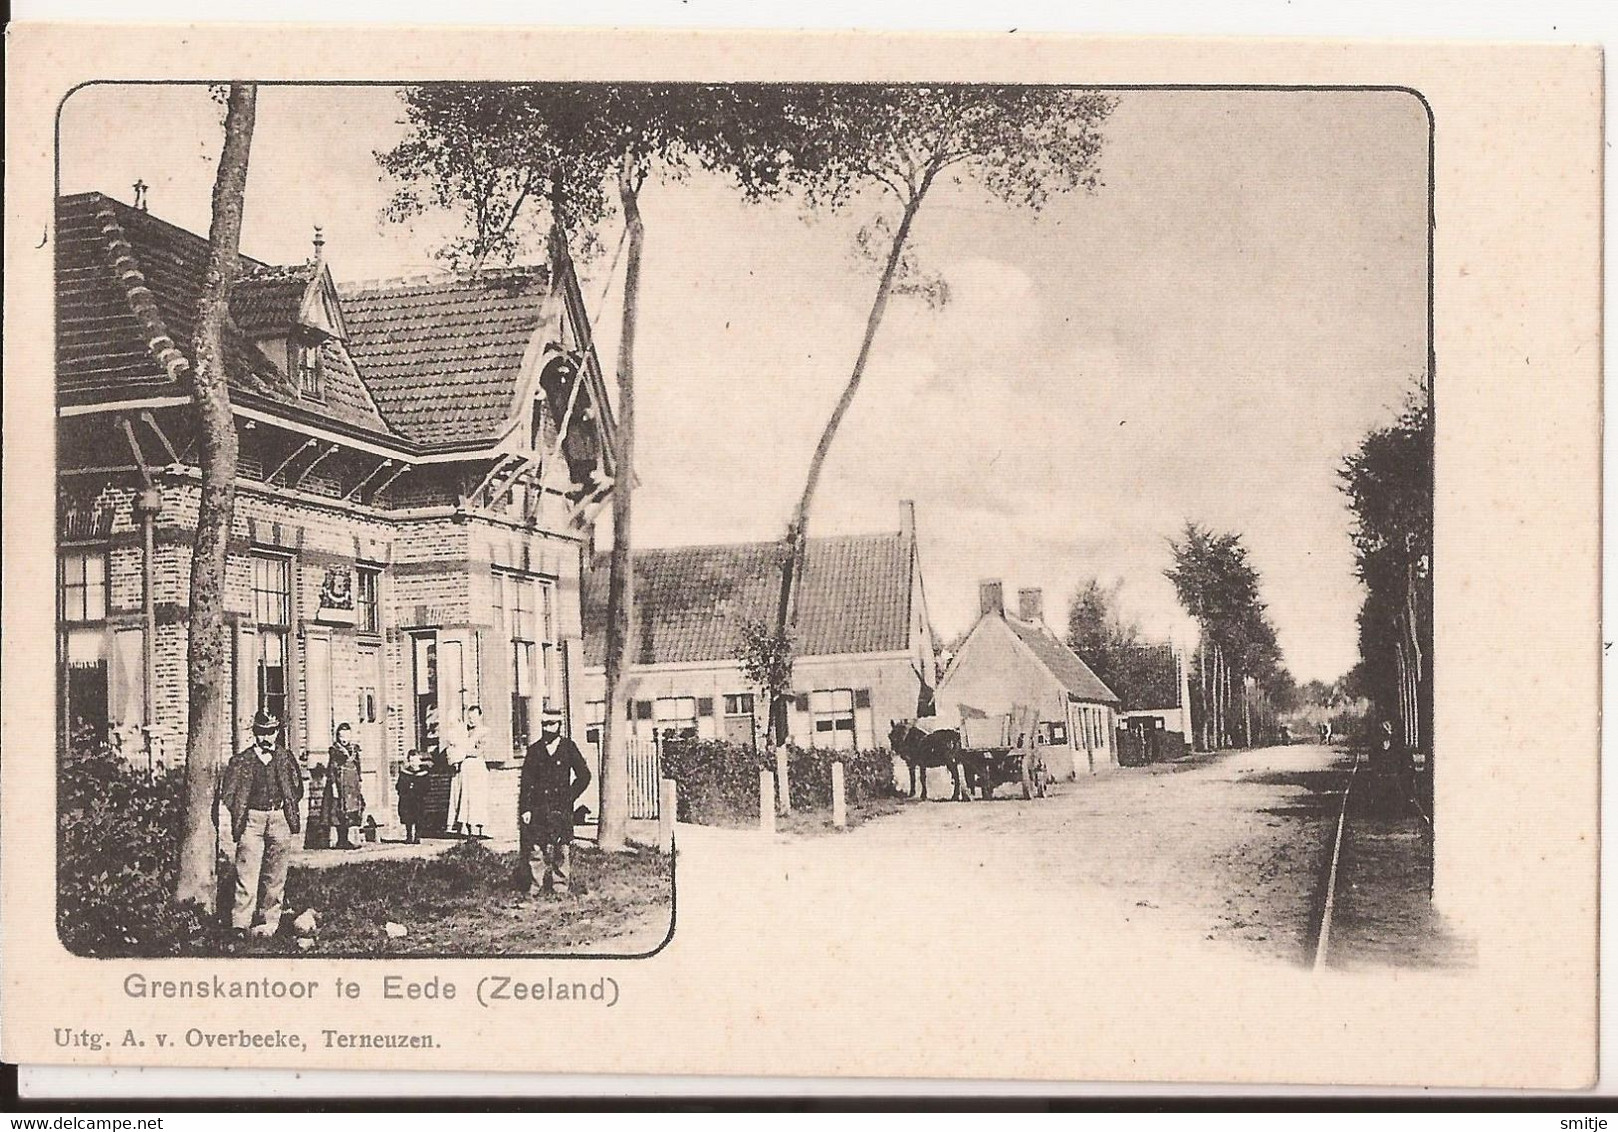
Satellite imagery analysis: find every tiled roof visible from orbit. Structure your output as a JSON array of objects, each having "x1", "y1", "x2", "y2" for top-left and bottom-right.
[
  {"x1": 340, "y1": 272, "x2": 555, "y2": 447},
  {"x1": 1118, "y1": 642, "x2": 1181, "y2": 711},
  {"x1": 232, "y1": 265, "x2": 314, "y2": 336},
  {"x1": 582, "y1": 532, "x2": 914, "y2": 667},
  {"x1": 1005, "y1": 615, "x2": 1121, "y2": 704},
  {"x1": 55, "y1": 193, "x2": 390, "y2": 436}
]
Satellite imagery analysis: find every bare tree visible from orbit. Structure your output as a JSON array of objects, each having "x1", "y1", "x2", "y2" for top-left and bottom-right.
[{"x1": 175, "y1": 83, "x2": 256, "y2": 911}]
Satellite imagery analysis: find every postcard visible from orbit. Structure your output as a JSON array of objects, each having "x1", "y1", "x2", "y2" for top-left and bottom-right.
[{"x1": 1, "y1": 25, "x2": 1601, "y2": 1088}]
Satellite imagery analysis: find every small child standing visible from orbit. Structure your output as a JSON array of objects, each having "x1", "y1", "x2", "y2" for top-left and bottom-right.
[{"x1": 396, "y1": 749, "x2": 429, "y2": 844}]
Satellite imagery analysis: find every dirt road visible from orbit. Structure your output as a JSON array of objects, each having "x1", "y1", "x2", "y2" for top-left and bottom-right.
[{"x1": 754, "y1": 743, "x2": 1359, "y2": 968}]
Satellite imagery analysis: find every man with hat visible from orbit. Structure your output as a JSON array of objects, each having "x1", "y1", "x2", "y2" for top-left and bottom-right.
[
  {"x1": 517, "y1": 705, "x2": 592, "y2": 895},
  {"x1": 219, "y1": 710, "x2": 304, "y2": 936}
]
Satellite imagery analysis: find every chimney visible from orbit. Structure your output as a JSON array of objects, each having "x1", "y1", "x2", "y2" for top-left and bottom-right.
[
  {"x1": 1018, "y1": 587, "x2": 1044, "y2": 623},
  {"x1": 898, "y1": 499, "x2": 916, "y2": 543},
  {"x1": 312, "y1": 225, "x2": 326, "y2": 263},
  {"x1": 979, "y1": 579, "x2": 1004, "y2": 619},
  {"x1": 132, "y1": 179, "x2": 149, "y2": 211}
]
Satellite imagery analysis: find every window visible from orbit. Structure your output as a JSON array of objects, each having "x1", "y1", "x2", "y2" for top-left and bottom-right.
[
  {"x1": 495, "y1": 571, "x2": 557, "y2": 753},
  {"x1": 252, "y1": 555, "x2": 292, "y2": 626},
  {"x1": 810, "y1": 689, "x2": 857, "y2": 751},
  {"x1": 355, "y1": 566, "x2": 381, "y2": 634},
  {"x1": 724, "y1": 693, "x2": 754, "y2": 716},
  {"x1": 1040, "y1": 721, "x2": 1068, "y2": 746},
  {"x1": 60, "y1": 551, "x2": 107, "y2": 623},
  {"x1": 295, "y1": 337, "x2": 325, "y2": 400},
  {"x1": 584, "y1": 700, "x2": 606, "y2": 749},
  {"x1": 654, "y1": 697, "x2": 698, "y2": 744},
  {"x1": 251, "y1": 554, "x2": 292, "y2": 725},
  {"x1": 257, "y1": 629, "x2": 289, "y2": 728}
]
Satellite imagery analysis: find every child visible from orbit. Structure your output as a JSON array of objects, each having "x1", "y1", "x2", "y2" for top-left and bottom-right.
[{"x1": 396, "y1": 749, "x2": 429, "y2": 844}]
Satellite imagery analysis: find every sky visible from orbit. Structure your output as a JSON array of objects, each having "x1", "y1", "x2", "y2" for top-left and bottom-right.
[{"x1": 58, "y1": 84, "x2": 1429, "y2": 683}]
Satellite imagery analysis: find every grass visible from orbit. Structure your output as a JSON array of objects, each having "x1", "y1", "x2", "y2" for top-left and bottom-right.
[
  {"x1": 776, "y1": 795, "x2": 908, "y2": 836},
  {"x1": 212, "y1": 840, "x2": 673, "y2": 957},
  {"x1": 679, "y1": 787, "x2": 908, "y2": 836}
]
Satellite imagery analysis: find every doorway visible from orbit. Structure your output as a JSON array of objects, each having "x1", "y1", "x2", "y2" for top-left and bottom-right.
[{"x1": 356, "y1": 642, "x2": 387, "y2": 822}]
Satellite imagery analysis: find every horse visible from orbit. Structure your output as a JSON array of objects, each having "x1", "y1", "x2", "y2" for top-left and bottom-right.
[{"x1": 889, "y1": 719, "x2": 974, "y2": 802}]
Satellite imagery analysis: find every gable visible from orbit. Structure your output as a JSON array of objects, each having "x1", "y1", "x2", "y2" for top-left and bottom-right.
[
  {"x1": 341, "y1": 271, "x2": 558, "y2": 448},
  {"x1": 1005, "y1": 616, "x2": 1121, "y2": 704},
  {"x1": 937, "y1": 616, "x2": 1065, "y2": 714}
]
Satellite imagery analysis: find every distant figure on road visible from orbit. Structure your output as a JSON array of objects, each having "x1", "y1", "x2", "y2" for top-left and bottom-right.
[{"x1": 1320, "y1": 721, "x2": 1333, "y2": 745}]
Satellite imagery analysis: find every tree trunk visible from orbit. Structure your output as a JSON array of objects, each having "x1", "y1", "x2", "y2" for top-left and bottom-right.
[
  {"x1": 597, "y1": 155, "x2": 644, "y2": 853},
  {"x1": 175, "y1": 83, "x2": 256, "y2": 911},
  {"x1": 1404, "y1": 564, "x2": 1425, "y2": 752},
  {"x1": 1243, "y1": 672, "x2": 1253, "y2": 748},
  {"x1": 1197, "y1": 637, "x2": 1210, "y2": 751},
  {"x1": 770, "y1": 183, "x2": 931, "y2": 741}
]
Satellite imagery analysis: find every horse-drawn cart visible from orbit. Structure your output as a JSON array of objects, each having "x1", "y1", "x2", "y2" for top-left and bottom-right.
[{"x1": 958, "y1": 703, "x2": 1048, "y2": 800}]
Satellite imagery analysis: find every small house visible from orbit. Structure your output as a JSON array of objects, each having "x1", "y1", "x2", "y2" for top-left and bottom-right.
[
  {"x1": 1115, "y1": 641, "x2": 1194, "y2": 757},
  {"x1": 936, "y1": 581, "x2": 1121, "y2": 779}
]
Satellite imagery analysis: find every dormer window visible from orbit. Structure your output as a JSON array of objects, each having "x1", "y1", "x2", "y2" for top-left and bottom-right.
[{"x1": 295, "y1": 333, "x2": 325, "y2": 401}]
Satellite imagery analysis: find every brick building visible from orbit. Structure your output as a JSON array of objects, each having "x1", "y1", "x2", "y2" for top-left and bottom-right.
[{"x1": 56, "y1": 191, "x2": 617, "y2": 830}]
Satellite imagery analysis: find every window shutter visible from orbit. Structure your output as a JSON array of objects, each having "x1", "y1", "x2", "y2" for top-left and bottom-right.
[
  {"x1": 853, "y1": 688, "x2": 872, "y2": 709},
  {"x1": 696, "y1": 697, "x2": 714, "y2": 718},
  {"x1": 635, "y1": 699, "x2": 654, "y2": 721},
  {"x1": 794, "y1": 693, "x2": 810, "y2": 713}
]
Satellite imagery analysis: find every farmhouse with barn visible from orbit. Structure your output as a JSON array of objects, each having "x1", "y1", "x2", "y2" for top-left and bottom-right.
[
  {"x1": 935, "y1": 581, "x2": 1121, "y2": 780},
  {"x1": 578, "y1": 501, "x2": 939, "y2": 786},
  {"x1": 54, "y1": 189, "x2": 616, "y2": 833}
]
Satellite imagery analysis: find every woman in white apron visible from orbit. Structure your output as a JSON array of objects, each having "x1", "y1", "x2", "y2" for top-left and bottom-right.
[{"x1": 446, "y1": 705, "x2": 490, "y2": 839}]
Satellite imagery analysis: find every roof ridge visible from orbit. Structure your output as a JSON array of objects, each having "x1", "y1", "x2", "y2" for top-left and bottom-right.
[
  {"x1": 338, "y1": 265, "x2": 550, "y2": 293},
  {"x1": 241, "y1": 262, "x2": 315, "y2": 281},
  {"x1": 618, "y1": 530, "x2": 903, "y2": 557},
  {"x1": 69, "y1": 192, "x2": 273, "y2": 274},
  {"x1": 89, "y1": 201, "x2": 190, "y2": 383}
]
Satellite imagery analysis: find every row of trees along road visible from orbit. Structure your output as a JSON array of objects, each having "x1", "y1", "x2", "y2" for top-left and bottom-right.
[
  {"x1": 1164, "y1": 523, "x2": 1293, "y2": 751},
  {"x1": 171, "y1": 84, "x2": 1117, "y2": 909},
  {"x1": 1340, "y1": 394, "x2": 1432, "y2": 757}
]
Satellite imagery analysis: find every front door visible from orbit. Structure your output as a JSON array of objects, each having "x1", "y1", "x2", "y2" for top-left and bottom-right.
[{"x1": 356, "y1": 643, "x2": 387, "y2": 825}]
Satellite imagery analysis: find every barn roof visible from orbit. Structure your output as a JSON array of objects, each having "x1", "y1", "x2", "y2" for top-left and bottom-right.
[
  {"x1": 582, "y1": 532, "x2": 915, "y2": 667},
  {"x1": 55, "y1": 192, "x2": 389, "y2": 436},
  {"x1": 1004, "y1": 615, "x2": 1121, "y2": 705}
]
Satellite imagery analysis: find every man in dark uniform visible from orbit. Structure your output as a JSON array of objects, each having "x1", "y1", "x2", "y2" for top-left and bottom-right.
[
  {"x1": 219, "y1": 710, "x2": 304, "y2": 936},
  {"x1": 517, "y1": 705, "x2": 592, "y2": 895}
]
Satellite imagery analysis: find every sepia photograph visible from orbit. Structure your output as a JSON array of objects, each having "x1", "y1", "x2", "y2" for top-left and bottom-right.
[{"x1": 52, "y1": 79, "x2": 1443, "y2": 969}]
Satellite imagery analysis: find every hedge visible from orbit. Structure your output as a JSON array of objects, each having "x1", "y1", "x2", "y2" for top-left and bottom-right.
[
  {"x1": 659, "y1": 739, "x2": 898, "y2": 827},
  {"x1": 57, "y1": 728, "x2": 208, "y2": 956}
]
